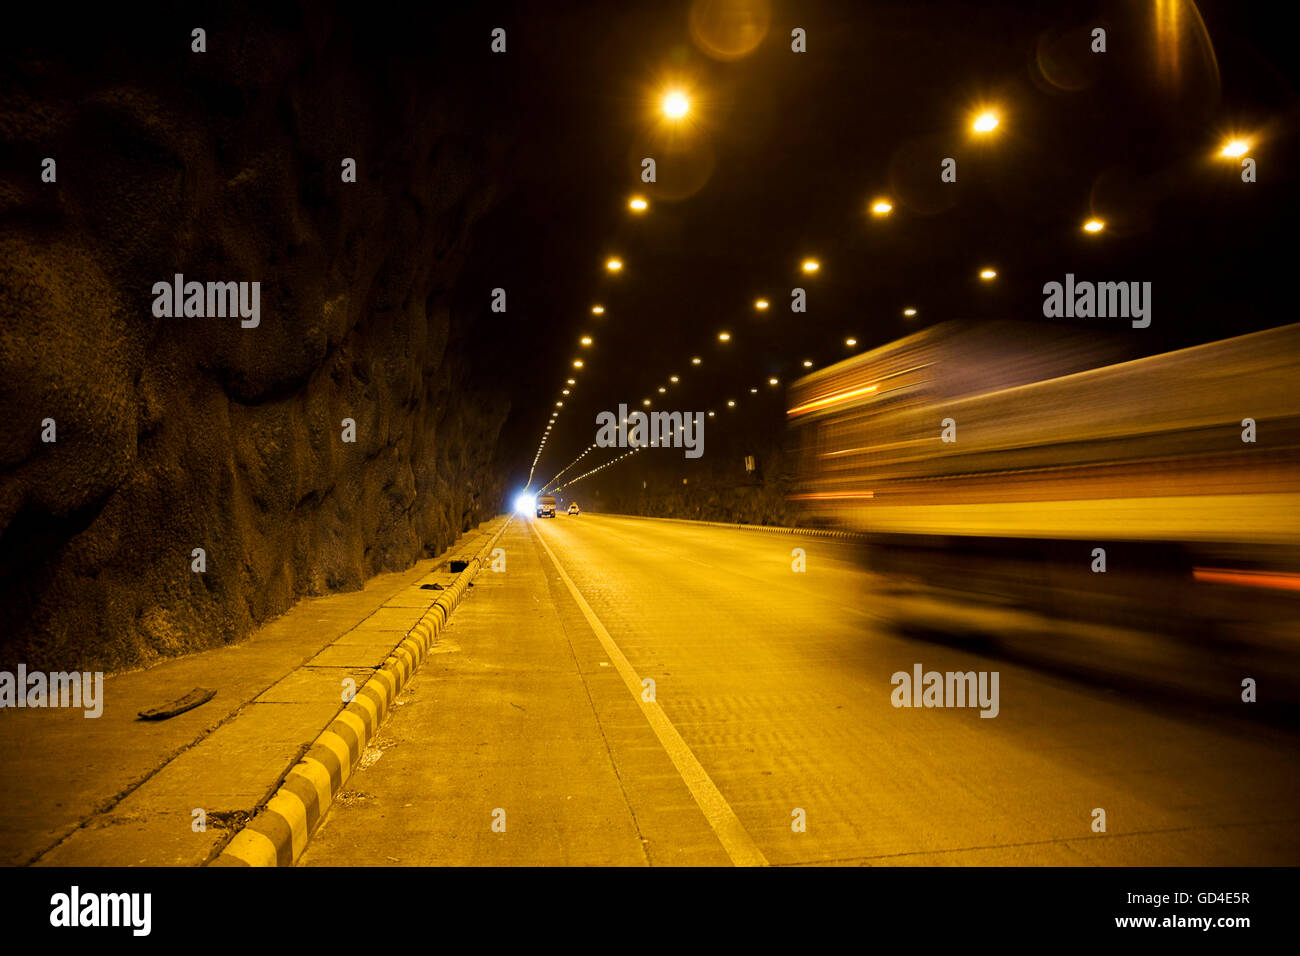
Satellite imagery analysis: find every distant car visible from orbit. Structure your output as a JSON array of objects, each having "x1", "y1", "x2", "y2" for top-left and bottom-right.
[
  {"x1": 568, "y1": 502, "x2": 580, "y2": 515},
  {"x1": 536, "y1": 494, "x2": 557, "y2": 518}
]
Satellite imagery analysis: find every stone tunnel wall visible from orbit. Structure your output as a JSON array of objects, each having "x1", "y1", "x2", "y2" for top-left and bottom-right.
[{"x1": 0, "y1": 6, "x2": 511, "y2": 671}]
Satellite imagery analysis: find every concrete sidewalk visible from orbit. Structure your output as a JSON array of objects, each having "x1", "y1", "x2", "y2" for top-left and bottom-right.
[
  {"x1": 0, "y1": 516, "x2": 507, "y2": 867},
  {"x1": 299, "y1": 518, "x2": 731, "y2": 866}
]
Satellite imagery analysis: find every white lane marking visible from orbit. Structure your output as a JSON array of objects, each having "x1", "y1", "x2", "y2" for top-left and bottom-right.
[{"x1": 531, "y1": 522, "x2": 769, "y2": 868}]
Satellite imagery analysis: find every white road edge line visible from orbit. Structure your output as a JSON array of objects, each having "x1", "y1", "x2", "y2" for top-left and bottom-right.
[{"x1": 531, "y1": 521, "x2": 769, "y2": 868}]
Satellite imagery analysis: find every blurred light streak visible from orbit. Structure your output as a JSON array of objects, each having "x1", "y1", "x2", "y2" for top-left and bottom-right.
[
  {"x1": 1193, "y1": 568, "x2": 1300, "y2": 592},
  {"x1": 788, "y1": 491, "x2": 875, "y2": 500},
  {"x1": 787, "y1": 384, "x2": 877, "y2": 417}
]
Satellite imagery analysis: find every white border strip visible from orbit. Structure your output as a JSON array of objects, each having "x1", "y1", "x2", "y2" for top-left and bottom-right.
[{"x1": 531, "y1": 522, "x2": 769, "y2": 867}]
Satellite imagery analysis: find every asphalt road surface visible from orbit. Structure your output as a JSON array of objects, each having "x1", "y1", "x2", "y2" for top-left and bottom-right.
[{"x1": 300, "y1": 514, "x2": 1300, "y2": 866}]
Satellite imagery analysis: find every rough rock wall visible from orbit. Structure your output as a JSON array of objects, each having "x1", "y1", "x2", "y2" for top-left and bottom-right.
[{"x1": 0, "y1": 7, "x2": 510, "y2": 671}]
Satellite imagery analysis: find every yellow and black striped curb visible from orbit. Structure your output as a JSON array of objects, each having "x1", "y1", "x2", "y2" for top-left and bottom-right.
[
  {"x1": 210, "y1": 516, "x2": 512, "y2": 867},
  {"x1": 602, "y1": 512, "x2": 865, "y2": 542}
]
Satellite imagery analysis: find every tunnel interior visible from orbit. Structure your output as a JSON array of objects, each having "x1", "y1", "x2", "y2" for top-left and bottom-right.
[{"x1": 2, "y1": 0, "x2": 1297, "y2": 680}]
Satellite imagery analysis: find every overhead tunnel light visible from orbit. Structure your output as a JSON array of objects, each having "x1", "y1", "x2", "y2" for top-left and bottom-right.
[{"x1": 661, "y1": 90, "x2": 690, "y2": 119}]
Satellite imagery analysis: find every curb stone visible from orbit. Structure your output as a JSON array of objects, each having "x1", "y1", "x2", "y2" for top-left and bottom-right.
[{"x1": 209, "y1": 516, "x2": 513, "y2": 866}]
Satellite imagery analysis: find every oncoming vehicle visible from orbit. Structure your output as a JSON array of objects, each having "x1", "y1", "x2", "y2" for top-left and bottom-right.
[
  {"x1": 568, "y1": 502, "x2": 580, "y2": 515},
  {"x1": 536, "y1": 494, "x2": 557, "y2": 518},
  {"x1": 786, "y1": 320, "x2": 1300, "y2": 706}
]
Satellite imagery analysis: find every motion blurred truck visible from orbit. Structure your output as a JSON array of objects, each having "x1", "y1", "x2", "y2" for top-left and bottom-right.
[
  {"x1": 786, "y1": 321, "x2": 1300, "y2": 648},
  {"x1": 536, "y1": 494, "x2": 557, "y2": 518}
]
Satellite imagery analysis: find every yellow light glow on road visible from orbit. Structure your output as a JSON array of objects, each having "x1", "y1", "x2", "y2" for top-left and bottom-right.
[
  {"x1": 591, "y1": 305, "x2": 604, "y2": 314},
  {"x1": 1221, "y1": 139, "x2": 1249, "y2": 158},
  {"x1": 973, "y1": 111, "x2": 999, "y2": 133},
  {"x1": 606, "y1": 258, "x2": 623, "y2": 272},
  {"x1": 718, "y1": 331, "x2": 731, "y2": 342},
  {"x1": 871, "y1": 200, "x2": 893, "y2": 215},
  {"x1": 754, "y1": 298, "x2": 769, "y2": 310},
  {"x1": 1083, "y1": 219, "x2": 1105, "y2": 233},
  {"x1": 903, "y1": 307, "x2": 917, "y2": 316},
  {"x1": 980, "y1": 268, "x2": 997, "y2": 280},
  {"x1": 802, "y1": 259, "x2": 820, "y2": 273},
  {"x1": 662, "y1": 91, "x2": 690, "y2": 119},
  {"x1": 629, "y1": 196, "x2": 648, "y2": 212}
]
